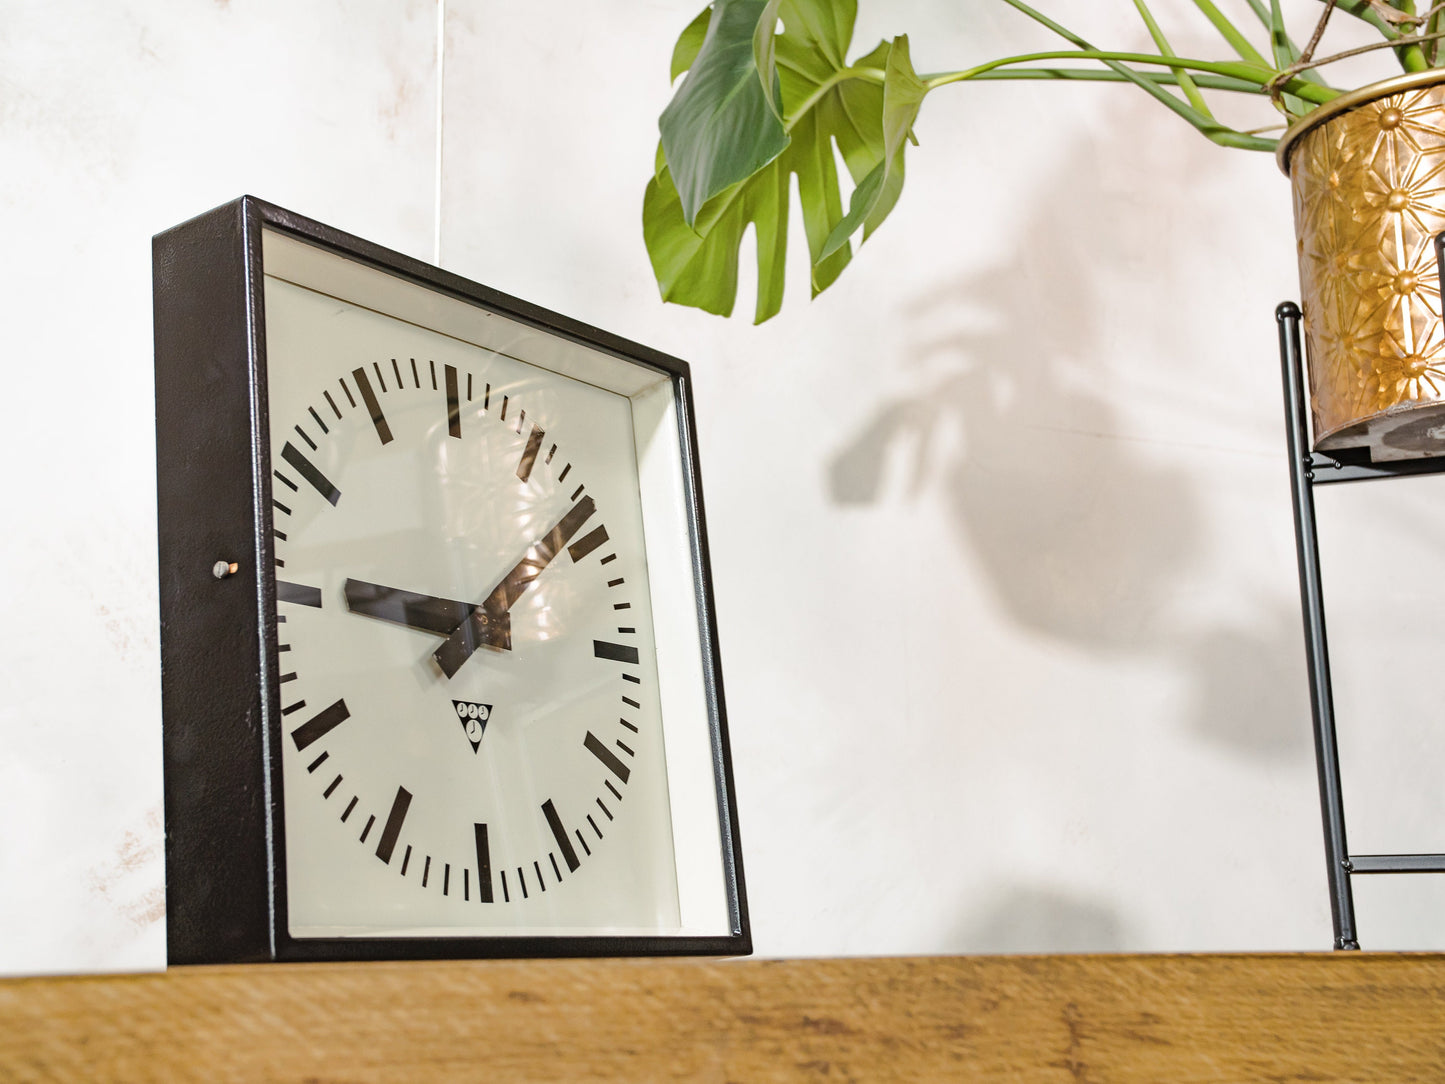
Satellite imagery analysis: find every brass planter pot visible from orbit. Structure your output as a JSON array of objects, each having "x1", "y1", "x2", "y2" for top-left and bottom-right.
[{"x1": 1281, "y1": 71, "x2": 1445, "y2": 460}]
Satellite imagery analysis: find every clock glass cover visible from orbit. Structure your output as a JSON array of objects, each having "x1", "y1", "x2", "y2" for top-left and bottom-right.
[{"x1": 255, "y1": 229, "x2": 737, "y2": 943}]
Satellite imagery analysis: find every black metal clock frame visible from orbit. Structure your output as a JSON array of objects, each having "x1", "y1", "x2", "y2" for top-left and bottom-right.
[{"x1": 154, "y1": 196, "x2": 750, "y2": 963}]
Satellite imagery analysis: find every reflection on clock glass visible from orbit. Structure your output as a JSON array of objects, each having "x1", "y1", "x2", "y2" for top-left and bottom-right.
[{"x1": 263, "y1": 274, "x2": 682, "y2": 938}]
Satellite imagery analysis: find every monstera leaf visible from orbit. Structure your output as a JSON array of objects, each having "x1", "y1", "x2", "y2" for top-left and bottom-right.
[{"x1": 644, "y1": 0, "x2": 927, "y2": 322}]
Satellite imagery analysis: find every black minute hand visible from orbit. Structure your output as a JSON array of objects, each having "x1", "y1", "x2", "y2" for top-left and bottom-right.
[
  {"x1": 433, "y1": 496, "x2": 597, "y2": 679},
  {"x1": 344, "y1": 578, "x2": 512, "y2": 649}
]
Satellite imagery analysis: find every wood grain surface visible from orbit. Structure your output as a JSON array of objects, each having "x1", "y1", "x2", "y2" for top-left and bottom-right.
[{"x1": 3, "y1": 954, "x2": 1445, "y2": 1081}]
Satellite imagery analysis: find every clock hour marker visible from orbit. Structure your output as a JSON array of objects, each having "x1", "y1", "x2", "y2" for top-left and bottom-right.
[
  {"x1": 568, "y1": 524, "x2": 608, "y2": 563},
  {"x1": 291, "y1": 699, "x2": 351, "y2": 751},
  {"x1": 281, "y1": 442, "x2": 340, "y2": 506},
  {"x1": 593, "y1": 640, "x2": 640, "y2": 665},
  {"x1": 474, "y1": 823, "x2": 494, "y2": 902},
  {"x1": 276, "y1": 580, "x2": 322, "y2": 607},
  {"x1": 352, "y1": 367, "x2": 393, "y2": 445},
  {"x1": 445, "y1": 364, "x2": 461, "y2": 438},
  {"x1": 375, "y1": 786, "x2": 412, "y2": 865},
  {"x1": 517, "y1": 424, "x2": 545, "y2": 483},
  {"x1": 543, "y1": 800, "x2": 580, "y2": 873},
  {"x1": 584, "y1": 731, "x2": 630, "y2": 783}
]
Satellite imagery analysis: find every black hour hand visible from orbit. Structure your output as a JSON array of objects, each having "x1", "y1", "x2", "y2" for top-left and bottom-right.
[{"x1": 344, "y1": 578, "x2": 512, "y2": 650}]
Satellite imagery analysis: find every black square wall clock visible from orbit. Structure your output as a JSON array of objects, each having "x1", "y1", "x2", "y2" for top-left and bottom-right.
[{"x1": 154, "y1": 196, "x2": 748, "y2": 962}]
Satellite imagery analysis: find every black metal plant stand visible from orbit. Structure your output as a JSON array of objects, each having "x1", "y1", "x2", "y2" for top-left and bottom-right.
[{"x1": 1277, "y1": 300, "x2": 1445, "y2": 950}]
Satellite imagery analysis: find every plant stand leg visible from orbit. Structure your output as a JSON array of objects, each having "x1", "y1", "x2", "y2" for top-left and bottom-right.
[{"x1": 1277, "y1": 302, "x2": 1359, "y2": 951}]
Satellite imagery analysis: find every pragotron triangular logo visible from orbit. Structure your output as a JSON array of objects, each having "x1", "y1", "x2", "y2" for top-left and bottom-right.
[{"x1": 452, "y1": 700, "x2": 493, "y2": 753}]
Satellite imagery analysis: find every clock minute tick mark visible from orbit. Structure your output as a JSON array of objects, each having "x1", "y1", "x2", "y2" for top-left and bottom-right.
[
  {"x1": 308, "y1": 406, "x2": 328, "y2": 435},
  {"x1": 324, "y1": 390, "x2": 342, "y2": 419},
  {"x1": 576, "y1": 830, "x2": 591, "y2": 857},
  {"x1": 294, "y1": 425, "x2": 317, "y2": 451},
  {"x1": 360, "y1": 814, "x2": 375, "y2": 843},
  {"x1": 340, "y1": 796, "x2": 358, "y2": 823},
  {"x1": 323, "y1": 775, "x2": 342, "y2": 799}
]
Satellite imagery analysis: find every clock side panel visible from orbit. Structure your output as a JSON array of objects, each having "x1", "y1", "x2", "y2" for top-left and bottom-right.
[{"x1": 154, "y1": 200, "x2": 277, "y2": 963}]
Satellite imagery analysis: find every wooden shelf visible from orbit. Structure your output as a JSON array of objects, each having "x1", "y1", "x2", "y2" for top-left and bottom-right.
[{"x1": 4, "y1": 953, "x2": 1445, "y2": 1080}]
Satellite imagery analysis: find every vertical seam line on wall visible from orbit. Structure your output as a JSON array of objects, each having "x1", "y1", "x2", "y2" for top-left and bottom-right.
[{"x1": 434, "y1": 0, "x2": 446, "y2": 267}]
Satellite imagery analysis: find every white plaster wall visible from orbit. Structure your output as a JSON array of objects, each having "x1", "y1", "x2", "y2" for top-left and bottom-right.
[{"x1": 5, "y1": 0, "x2": 1445, "y2": 973}]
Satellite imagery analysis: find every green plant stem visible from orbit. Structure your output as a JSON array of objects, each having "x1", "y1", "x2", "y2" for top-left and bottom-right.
[
  {"x1": 782, "y1": 66, "x2": 886, "y2": 130},
  {"x1": 924, "y1": 49, "x2": 1338, "y2": 105},
  {"x1": 993, "y1": 0, "x2": 1291, "y2": 147},
  {"x1": 1132, "y1": 0, "x2": 1212, "y2": 114},
  {"x1": 1393, "y1": 0, "x2": 1435, "y2": 67},
  {"x1": 968, "y1": 68, "x2": 1264, "y2": 94},
  {"x1": 1191, "y1": 0, "x2": 1273, "y2": 68}
]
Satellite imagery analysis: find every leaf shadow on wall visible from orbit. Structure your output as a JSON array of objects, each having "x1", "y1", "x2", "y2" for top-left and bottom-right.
[{"x1": 826, "y1": 124, "x2": 1308, "y2": 759}]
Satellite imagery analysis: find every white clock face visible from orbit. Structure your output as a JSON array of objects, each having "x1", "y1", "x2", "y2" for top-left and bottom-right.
[{"x1": 263, "y1": 274, "x2": 684, "y2": 938}]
